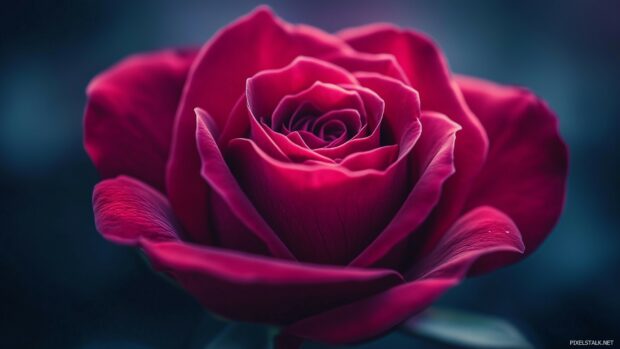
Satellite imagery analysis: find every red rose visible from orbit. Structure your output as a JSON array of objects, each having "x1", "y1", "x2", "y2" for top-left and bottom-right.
[{"x1": 85, "y1": 6, "x2": 567, "y2": 346}]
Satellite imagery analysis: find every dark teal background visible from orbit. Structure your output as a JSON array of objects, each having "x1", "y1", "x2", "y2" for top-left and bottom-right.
[{"x1": 1, "y1": 1, "x2": 619, "y2": 348}]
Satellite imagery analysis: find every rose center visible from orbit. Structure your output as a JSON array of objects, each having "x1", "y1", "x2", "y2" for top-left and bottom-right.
[{"x1": 271, "y1": 102, "x2": 363, "y2": 149}]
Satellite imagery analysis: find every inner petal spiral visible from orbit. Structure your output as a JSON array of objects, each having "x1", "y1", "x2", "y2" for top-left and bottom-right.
[{"x1": 268, "y1": 82, "x2": 367, "y2": 149}]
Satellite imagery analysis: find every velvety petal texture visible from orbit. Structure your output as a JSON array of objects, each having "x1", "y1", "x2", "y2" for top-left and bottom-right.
[
  {"x1": 456, "y1": 76, "x2": 568, "y2": 271},
  {"x1": 84, "y1": 49, "x2": 197, "y2": 191},
  {"x1": 85, "y1": 6, "x2": 568, "y2": 347},
  {"x1": 93, "y1": 176, "x2": 182, "y2": 244}
]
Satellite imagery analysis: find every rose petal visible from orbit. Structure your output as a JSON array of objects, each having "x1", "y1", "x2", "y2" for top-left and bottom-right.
[
  {"x1": 167, "y1": 7, "x2": 348, "y2": 248},
  {"x1": 218, "y1": 95, "x2": 251, "y2": 148},
  {"x1": 284, "y1": 206, "x2": 524, "y2": 344},
  {"x1": 248, "y1": 100, "x2": 333, "y2": 164},
  {"x1": 195, "y1": 109, "x2": 294, "y2": 259},
  {"x1": 247, "y1": 57, "x2": 358, "y2": 123},
  {"x1": 222, "y1": 82, "x2": 387, "y2": 166},
  {"x1": 350, "y1": 112, "x2": 460, "y2": 268},
  {"x1": 313, "y1": 85, "x2": 385, "y2": 159},
  {"x1": 285, "y1": 278, "x2": 458, "y2": 344},
  {"x1": 142, "y1": 240, "x2": 403, "y2": 324},
  {"x1": 325, "y1": 51, "x2": 410, "y2": 85},
  {"x1": 93, "y1": 176, "x2": 182, "y2": 244},
  {"x1": 303, "y1": 145, "x2": 399, "y2": 172},
  {"x1": 354, "y1": 73, "x2": 421, "y2": 160},
  {"x1": 84, "y1": 49, "x2": 197, "y2": 191},
  {"x1": 340, "y1": 25, "x2": 489, "y2": 244},
  {"x1": 267, "y1": 81, "x2": 364, "y2": 145},
  {"x1": 247, "y1": 82, "x2": 386, "y2": 165},
  {"x1": 226, "y1": 138, "x2": 410, "y2": 265},
  {"x1": 456, "y1": 76, "x2": 568, "y2": 271},
  {"x1": 282, "y1": 106, "x2": 362, "y2": 140},
  {"x1": 338, "y1": 145, "x2": 398, "y2": 172},
  {"x1": 229, "y1": 75, "x2": 423, "y2": 264},
  {"x1": 208, "y1": 184, "x2": 273, "y2": 257},
  {"x1": 92, "y1": 175, "x2": 404, "y2": 325},
  {"x1": 410, "y1": 206, "x2": 525, "y2": 280}
]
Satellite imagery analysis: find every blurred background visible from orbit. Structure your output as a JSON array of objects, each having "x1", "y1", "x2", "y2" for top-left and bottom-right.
[{"x1": 1, "y1": 0, "x2": 619, "y2": 348}]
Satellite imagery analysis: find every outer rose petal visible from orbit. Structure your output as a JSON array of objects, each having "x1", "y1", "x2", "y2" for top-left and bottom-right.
[
  {"x1": 84, "y1": 49, "x2": 197, "y2": 191},
  {"x1": 456, "y1": 76, "x2": 568, "y2": 270},
  {"x1": 92, "y1": 176, "x2": 403, "y2": 324},
  {"x1": 285, "y1": 279, "x2": 457, "y2": 344},
  {"x1": 93, "y1": 176, "x2": 182, "y2": 245},
  {"x1": 285, "y1": 206, "x2": 524, "y2": 344},
  {"x1": 143, "y1": 240, "x2": 403, "y2": 324},
  {"x1": 409, "y1": 206, "x2": 525, "y2": 280},
  {"x1": 340, "y1": 25, "x2": 489, "y2": 245},
  {"x1": 167, "y1": 7, "x2": 349, "y2": 241}
]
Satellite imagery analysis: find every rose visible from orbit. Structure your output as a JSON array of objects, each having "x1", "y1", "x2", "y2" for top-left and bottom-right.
[{"x1": 84, "y1": 6, "x2": 567, "y2": 346}]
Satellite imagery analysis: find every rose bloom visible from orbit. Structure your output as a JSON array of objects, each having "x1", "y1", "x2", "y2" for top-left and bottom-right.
[{"x1": 84, "y1": 6, "x2": 567, "y2": 347}]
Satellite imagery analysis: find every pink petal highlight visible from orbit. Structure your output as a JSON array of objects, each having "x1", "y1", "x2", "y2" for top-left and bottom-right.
[{"x1": 93, "y1": 176, "x2": 183, "y2": 245}]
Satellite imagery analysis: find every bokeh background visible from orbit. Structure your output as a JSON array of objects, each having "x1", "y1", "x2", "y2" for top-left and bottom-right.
[{"x1": 1, "y1": 0, "x2": 619, "y2": 348}]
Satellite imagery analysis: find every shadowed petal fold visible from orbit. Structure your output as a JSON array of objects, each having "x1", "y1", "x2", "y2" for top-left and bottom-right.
[{"x1": 195, "y1": 109, "x2": 294, "y2": 259}]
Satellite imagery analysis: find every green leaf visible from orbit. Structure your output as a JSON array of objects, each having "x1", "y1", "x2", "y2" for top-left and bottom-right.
[
  {"x1": 205, "y1": 323, "x2": 278, "y2": 349},
  {"x1": 401, "y1": 307, "x2": 534, "y2": 349}
]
